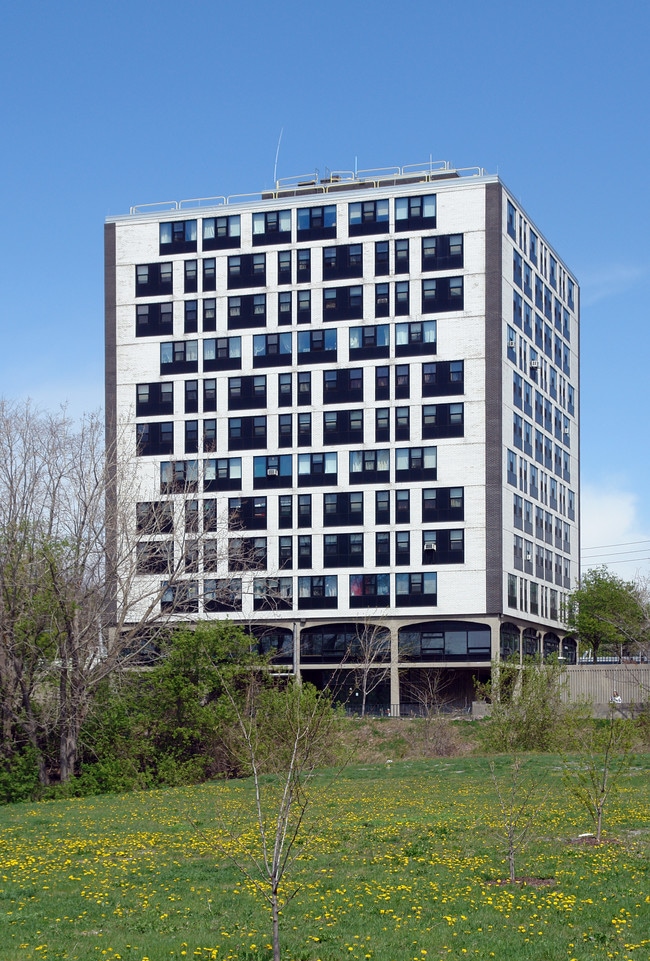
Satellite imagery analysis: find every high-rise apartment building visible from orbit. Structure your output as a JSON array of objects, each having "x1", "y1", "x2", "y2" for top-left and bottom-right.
[{"x1": 105, "y1": 161, "x2": 579, "y2": 710}]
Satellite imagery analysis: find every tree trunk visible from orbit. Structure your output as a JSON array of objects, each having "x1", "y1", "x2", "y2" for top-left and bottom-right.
[{"x1": 271, "y1": 886, "x2": 281, "y2": 961}]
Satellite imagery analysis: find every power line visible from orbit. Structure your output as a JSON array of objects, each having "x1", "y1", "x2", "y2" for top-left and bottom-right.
[{"x1": 582, "y1": 538, "x2": 650, "y2": 552}]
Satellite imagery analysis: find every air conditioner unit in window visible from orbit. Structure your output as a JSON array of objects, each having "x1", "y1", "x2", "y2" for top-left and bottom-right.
[
  {"x1": 530, "y1": 360, "x2": 540, "y2": 369},
  {"x1": 508, "y1": 339, "x2": 516, "y2": 348},
  {"x1": 423, "y1": 543, "x2": 437, "y2": 551},
  {"x1": 267, "y1": 468, "x2": 279, "y2": 476}
]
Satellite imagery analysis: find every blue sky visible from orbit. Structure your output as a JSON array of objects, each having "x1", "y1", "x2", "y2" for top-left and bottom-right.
[{"x1": 1, "y1": 0, "x2": 649, "y2": 578}]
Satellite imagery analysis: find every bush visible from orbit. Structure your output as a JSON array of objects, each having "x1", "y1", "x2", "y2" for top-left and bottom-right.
[{"x1": 0, "y1": 747, "x2": 42, "y2": 804}]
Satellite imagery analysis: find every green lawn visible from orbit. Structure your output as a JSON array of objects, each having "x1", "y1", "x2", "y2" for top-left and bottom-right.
[{"x1": 0, "y1": 755, "x2": 648, "y2": 961}]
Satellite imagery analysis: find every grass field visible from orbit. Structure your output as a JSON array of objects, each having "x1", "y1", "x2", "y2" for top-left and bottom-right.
[{"x1": 0, "y1": 751, "x2": 649, "y2": 961}]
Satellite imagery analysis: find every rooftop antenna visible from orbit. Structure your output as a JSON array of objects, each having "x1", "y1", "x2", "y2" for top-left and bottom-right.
[{"x1": 273, "y1": 128, "x2": 284, "y2": 186}]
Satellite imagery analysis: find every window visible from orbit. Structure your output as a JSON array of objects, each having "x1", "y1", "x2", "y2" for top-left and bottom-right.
[
  {"x1": 297, "y1": 493, "x2": 311, "y2": 527},
  {"x1": 396, "y1": 321, "x2": 436, "y2": 356},
  {"x1": 297, "y1": 534, "x2": 312, "y2": 571},
  {"x1": 349, "y1": 449, "x2": 389, "y2": 483},
  {"x1": 278, "y1": 413, "x2": 292, "y2": 448},
  {"x1": 422, "y1": 277, "x2": 463, "y2": 312},
  {"x1": 159, "y1": 219, "x2": 197, "y2": 254},
  {"x1": 228, "y1": 496, "x2": 267, "y2": 531},
  {"x1": 513, "y1": 250, "x2": 523, "y2": 288},
  {"x1": 184, "y1": 301, "x2": 197, "y2": 334},
  {"x1": 395, "y1": 406, "x2": 410, "y2": 441},
  {"x1": 204, "y1": 336, "x2": 242, "y2": 372},
  {"x1": 422, "y1": 530, "x2": 464, "y2": 564},
  {"x1": 376, "y1": 531, "x2": 390, "y2": 566},
  {"x1": 395, "y1": 194, "x2": 436, "y2": 230},
  {"x1": 322, "y1": 285, "x2": 363, "y2": 321},
  {"x1": 395, "y1": 364, "x2": 410, "y2": 399},
  {"x1": 323, "y1": 244, "x2": 363, "y2": 280},
  {"x1": 278, "y1": 372, "x2": 292, "y2": 407},
  {"x1": 348, "y1": 198, "x2": 389, "y2": 235},
  {"x1": 278, "y1": 291, "x2": 292, "y2": 326},
  {"x1": 375, "y1": 366, "x2": 389, "y2": 400},
  {"x1": 228, "y1": 375, "x2": 266, "y2": 410},
  {"x1": 254, "y1": 577, "x2": 292, "y2": 612},
  {"x1": 507, "y1": 450, "x2": 517, "y2": 486},
  {"x1": 136, "y1": 501, "x2": 173, "y2": 535},
  {"x1": 395, "y1": 489, "x2": 410, "y2": 523},
  {"x1": 184, "y1": 260, "x2": 197, "y2": 294},
  {"x1": 323, "y1": 491, "x2": 363, "y2": 526},
  {"x1": 253, "y1": 454, "x2": 292, "y2": 488},
  {"x1": 136, "y1": 382, "x2": 173, "y2": 417},
  {"x1": 323, "y1": 368, "x2": 363, "y2": 403},
  {"x1": 202, "y1": 418, "x2": 217, "y2": 453},
  {"x1": 295, "y1": 289, "x2": 310, "y2": 324},
  {"x1": 298, "y1": 452, "x2": 337, "y2": 486},
  {"x1": 160, "y1": 340, "x2": 198, "y2": 374},
  {"x1": 202, "y1": 298, "x2": 216, "y2": 331},
  {"x1": 422, "y1": 487, "x2": 464, "y2": 522},
  {"x1": 298, "y1": 371, "x2": 311, "y2": 405},
  {"x1": 298, "y1": 575, "x2": 338, "y2": 610},
  {"x1": 350, "y1": 324, "x2": 389, "y2": 359},
  {"x1": 252, "y1": 209, "x2": 291, "y2": 245},
  {"x1": 136, "y1": 302, "x2": 173, "y2": 337},
  {"x1": 375, "y1": 408, "x2": 389, "y2": 443},
  {"x1": 395, "y1": 572, "x2": 437, "y2": 605},
  {"x1": 204, "y1": 457, "x2": 242, "y2": 492},
  {"x1": 395, "y1": 447, "x2": 436, "y2": 481},
  {"x1": 228, "y1": 294, "x2": 266, "y2": 329},
  {"x1": 395, "y1": 239, "x2": 409, "y2": 273},
  {"x1": 375, "y1": 490, "x2": 390, "y2": 524},
  {"x1": 160, "y1": 459, "x2": 198, "y2": 493},
  {"x1": 422, "y1": 360, "x2": 465, "y2": 397},
  {"x1": 136, "y1": 541, "x2": 173, "y2": 576},
  {"x1": 422, "y1": 403, "x2": 464, "y2": 438},
  {"x1": 297, "y1": 204, "x2": 336, "y2": 240},
  {"x1": 278, "y1": 494, "x2": 293, "y2": 529},
  {"x1": 203, "y1": 499, "x2": 219, "y2": 533},
  {"x1": 567, "y1": 278, "x2": 575, "y2": 310},
  {"x1": 524, "y1": 263, "x2": 533, "y2": 300},
  {"x1": 278, "y1": 250, "x2": 292, "y2": 284},
  {"x1": 229, "y1": 537, "x2": 267, "y2": 571},
  {"x1": 324, "y1": 533, "x2": 364, "y2": 568},
  {"x1": 395, "y1": 530, "x2": 410, "y2": 565},
  {"x1": 228, "y1": 415, "x2": 267, "y2": 450},
  {"x1": 202, "y1": 259, "x2": 216, "y2": 292},
  {"x1": 513, "y1": 291, "x2": 523, "y2": 328},
  {"x1": 202, "y1": 214, "x2": 241, "y2": 250},
  {"x1": 395, "y1": 281, "x2": 410, "y2": 315},
  {"x1": 184, "y1": 420, "x2": 198, "y2": 454},
  {"x1": 297, "y1": 412, "x2": 311, "y2": 446},
  {"x1": 349, "y1": 574, "x2": 390, "y2": 608},
  {"x1": 507, "y1": 200, "x2": 517, "y2": 240},
  {"x1": 375, "y1": 283, "x2": 390, "y2": 318},
  {"x1": 253, "y1": 332, "x2": 292, "y2": 367},
  {"x1": 298, "y1": 329, "x2": 336, "y2": 364},
  {"x1": 202, "y1": 379, "x2": 216, "y2": 412},
  {"x1": 227, "y1": 253, "x2": 266, "y2": 288},
  {"x1": 375, "y1": 241, "x2": 389, "y2": 275},
  {"x1": 323, "y1": 409, "x2": 363, "y2": 445},
  {"x1": 508, "y1": 573, "x2": 518, "y2": 608},
  {"x1": 421, "y1": 234, "x2": 463, "y2": 271},
  {"x1": 136, "y1": 262, "x2": 172, "y2": 297},
  {"x1": 204, "y1": 578, "x2": 242, "y2": 613},
  {"x1": 297, "y1": 248, "x2": 311, "y2": 281}
]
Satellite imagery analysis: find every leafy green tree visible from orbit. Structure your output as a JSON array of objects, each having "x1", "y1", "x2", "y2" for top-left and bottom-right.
[
  {"x1": 77, "y1": 622, "x2": 262, "y2": 788},
  {"x1": 567, "y1": 567, "x2": 647, "y2": 663},
  {"x1": 476, "y1": 657, "x2": 568, "y2": 752}
]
